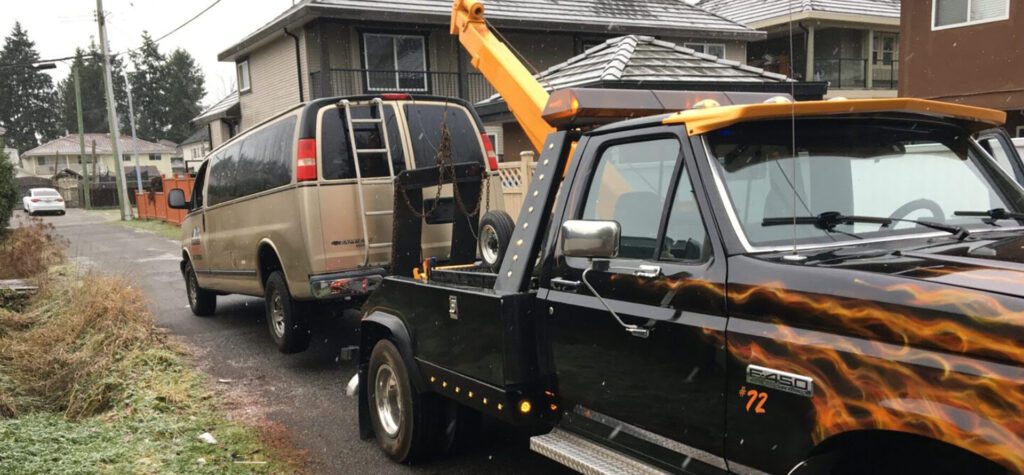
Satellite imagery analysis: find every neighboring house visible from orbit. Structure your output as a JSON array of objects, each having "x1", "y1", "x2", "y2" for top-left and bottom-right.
[
  {"x1": 900, "y1": 0, "x2": 1023, "y2": 137},
  {"x1": 20, "y1": 134, "x2": 178, "y2": 179},
  {"x1": 180, "y1": 127, "x2": 212, "y2": 173},
  {"x1": 193, "y1": 90, "x2": 240, "y2": 149},
  {"x1": 700, "y1": 0, "x2": 901, "y2": 99},
  {"x1": 217, "y1": 0, "x2": 765, "y2": 143},
  {"x1": 157, "y1": 139, "x2": 186, "y2": 175},
  {"x1": 476, "y1": 35, "x2": 827, "y2": 160}
]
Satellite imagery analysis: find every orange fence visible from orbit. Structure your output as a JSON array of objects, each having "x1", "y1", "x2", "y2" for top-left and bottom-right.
[{"x1": 136, "y1": 175, "x2": 195, "y2": 226}]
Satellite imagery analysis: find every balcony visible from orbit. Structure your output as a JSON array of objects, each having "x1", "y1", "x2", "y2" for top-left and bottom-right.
[
  {"x1": 816, "y1": 58, "x2": 899, "y2": 90},
  {"x1": 310, "y1": 69, "x2": 497, "y2": 104}
]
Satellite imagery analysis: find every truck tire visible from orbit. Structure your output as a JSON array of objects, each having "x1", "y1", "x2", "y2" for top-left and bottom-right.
[
  {"x1": 264, "y1": 271, "x2": 311, "y2": 354},
  {"x1": 479, "y1": 210, "x2": 515, "y2": 272},
  {"x1": 438, "y1": 399, "x2": 482, "y2": 455},
  {"x1": 368, "y1": 339, "x2": 438, "y2": 463},
  {"x1": 184, "y1": 261, "x2": 216, "y2": 317}
]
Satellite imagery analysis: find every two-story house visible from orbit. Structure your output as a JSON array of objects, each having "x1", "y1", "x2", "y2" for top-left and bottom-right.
[
  {"x1": 216, "y1": 0, "x2": 765, "y2": 154},
  {"x1": 20, "y1": 134, "x2": 178, "y2": 180},
  {"x1": 699, "y1": 0, "x2": 901, "y2": 99},
  {"x1": 900, "y1": 0, "x2": 1023, "y2": 137}
]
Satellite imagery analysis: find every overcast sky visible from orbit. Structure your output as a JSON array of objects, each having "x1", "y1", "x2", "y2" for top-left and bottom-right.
[{"x1": 4, "y1": 0, "x2": 297, "y2": 107}]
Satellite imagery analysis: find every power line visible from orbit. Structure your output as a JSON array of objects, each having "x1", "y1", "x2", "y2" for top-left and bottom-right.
[{"x1": 152, "y1": 0, "x2": 223, "y2": 44}]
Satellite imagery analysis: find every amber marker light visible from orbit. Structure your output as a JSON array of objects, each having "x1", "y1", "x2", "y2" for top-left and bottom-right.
[{"x1": 519, "y1": 400, "x2": 532, "y2": 414}]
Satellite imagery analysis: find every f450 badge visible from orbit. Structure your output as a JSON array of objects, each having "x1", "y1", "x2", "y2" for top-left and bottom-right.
[{"x1": 746, "y1": 365, "x2": 814, "y2": 398}]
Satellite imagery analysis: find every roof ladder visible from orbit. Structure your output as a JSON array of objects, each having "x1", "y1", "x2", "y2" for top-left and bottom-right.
[{"x1": 340, "y1": 98, "x2": 397, "y2": 267}]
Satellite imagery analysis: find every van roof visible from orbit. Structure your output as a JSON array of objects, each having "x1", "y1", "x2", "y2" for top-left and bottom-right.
[
  {"x1": 662, "y1": 98, "x2": 1007, "y2": 136},
  {"x1": 298, "y1": 94, "x2": 482, "y2": 139}
]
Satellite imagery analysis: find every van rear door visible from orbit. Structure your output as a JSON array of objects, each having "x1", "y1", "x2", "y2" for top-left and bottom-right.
[{"x1": 316, "y1": 102, "x2": 407, "y2": 271}]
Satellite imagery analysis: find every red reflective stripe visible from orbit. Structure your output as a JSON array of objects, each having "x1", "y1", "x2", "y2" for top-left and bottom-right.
[
  {"x1": 481, "y1": 133, "x2": 498, "y2": 171},
  {"x1": 380, "y1": 93, "x2": 411, "y2": 100},
  {"x1": 296, "y1": 138, "x2": 317, "y2": 182}
]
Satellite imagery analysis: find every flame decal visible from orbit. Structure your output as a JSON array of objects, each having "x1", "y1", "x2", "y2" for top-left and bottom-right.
[{"x1": 639, "y1": 273, "x2": 1024, "y2": 471}]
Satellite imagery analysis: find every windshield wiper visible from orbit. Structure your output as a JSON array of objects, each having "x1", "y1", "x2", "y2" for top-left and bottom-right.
[
  {"x1": 763, "y1": 211, "x2": 970, "y2": 240},
  {"x1": 953, "y1": 208, "x2": 1024, "y2": 223}
]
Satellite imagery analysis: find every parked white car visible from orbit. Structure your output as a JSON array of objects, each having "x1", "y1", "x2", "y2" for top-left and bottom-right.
[{"x1": 22, "y1": 188, "x2": 66, "y2": 216}]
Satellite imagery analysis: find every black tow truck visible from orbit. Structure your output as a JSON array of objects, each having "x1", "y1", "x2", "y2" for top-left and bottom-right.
[{"x1": 356, "y1": 87, "x2": 1024, "y2": 474}]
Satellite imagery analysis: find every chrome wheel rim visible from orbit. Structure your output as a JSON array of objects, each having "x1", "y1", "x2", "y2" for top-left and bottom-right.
[
  {"x1": 480, "y1": 224, "x2": 500, "y2": 265},
  {"x1": 270, "y1": 292, "x2": 286, "y2": 338},
  {"x1": 374, "y1": 364, "x2": 402, "y2": 437},
  {"x1": 187, "y1": 272, "x2": 198, "y2": 307}
]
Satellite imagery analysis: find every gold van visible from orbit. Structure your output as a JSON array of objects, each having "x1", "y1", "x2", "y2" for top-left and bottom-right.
[{"x1": 168, "y1": 94, "x2": 508, "y2": 353}]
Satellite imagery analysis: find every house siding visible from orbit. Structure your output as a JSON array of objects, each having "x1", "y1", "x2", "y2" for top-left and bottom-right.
[{"x1": 239, "y1": 34, "x2": 302, "y2": 131}]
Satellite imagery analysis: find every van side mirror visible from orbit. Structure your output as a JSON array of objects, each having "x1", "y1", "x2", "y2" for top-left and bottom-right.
[
  {"x1": 562, "y1": 220, "x2": 620, "y2": 259},
  {"x1": 167, "y1": 188, "x2": 190, "y2": 210}
]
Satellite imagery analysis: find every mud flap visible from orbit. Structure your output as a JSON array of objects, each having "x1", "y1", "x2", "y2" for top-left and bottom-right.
[{"x1": 358, "y1": 363, "x2": 373, "y2": 440}]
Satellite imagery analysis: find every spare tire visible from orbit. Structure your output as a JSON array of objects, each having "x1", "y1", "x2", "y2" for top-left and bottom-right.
[{"x1": 478, "y1": 210, "x2": 515, "y2": 273}]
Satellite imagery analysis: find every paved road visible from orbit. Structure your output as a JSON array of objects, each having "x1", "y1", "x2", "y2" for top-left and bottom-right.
[{"x1": 28, "y1": 209, "x2": 570, "y2": 475}]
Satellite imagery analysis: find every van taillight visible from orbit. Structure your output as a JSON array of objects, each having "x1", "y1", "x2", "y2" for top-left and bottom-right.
[
  {"x1": 296, "y1": 138, "x2": 317, "y2": 182},
  {"x1": 481, "y1": 133, "x2": 498, "y2": 171}
]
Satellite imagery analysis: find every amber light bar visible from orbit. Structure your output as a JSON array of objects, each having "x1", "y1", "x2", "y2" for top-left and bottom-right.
[{"x1": 540, "y1": 88, "x2": 792, "y2": 128}]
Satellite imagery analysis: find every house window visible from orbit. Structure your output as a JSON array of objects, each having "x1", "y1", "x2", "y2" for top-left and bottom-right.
[
  {"x1": 37, "y1": 157, "x2": 46, "y2": 165},
  {"x1": 684, "y1": 42, "x2": 726, "y2": 58},
  {"x1": 872, "y1": 33, "x2": 898, "y2": 66},
  {"x1": 363, "y1": 33, "x2": 427, "y2": 92},
  {"x1": 149, "y1": 154, "x2": 161, "y2": 161},
  {"x1": 933, "y1": 0, "x2": 1009, "y2": 29},
  {"x1": 237, "y1": 60, "x2": 251, "y2": 92},
  {"x1": 1016, "y1": 126, "x2": 1024, "y2": 138}
]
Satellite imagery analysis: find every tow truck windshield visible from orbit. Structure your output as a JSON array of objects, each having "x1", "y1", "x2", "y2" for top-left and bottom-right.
[{"x1": 707, "y1": 117, "x2": 1024, "y2": 249}]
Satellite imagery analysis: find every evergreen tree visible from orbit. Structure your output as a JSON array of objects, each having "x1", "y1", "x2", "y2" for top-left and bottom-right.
[
  {"x1": 128, "y1": 33, "x2": 166, "y2": 142},
  {"x1": 56, "y1": 42, "x2": 129, "y2": 135},
  {"x1": 160, "y1": 48, "x2": 205, "y2": 143},
  {"x1": 0, "y1": 22, "x2": 60, "y2": 153}
]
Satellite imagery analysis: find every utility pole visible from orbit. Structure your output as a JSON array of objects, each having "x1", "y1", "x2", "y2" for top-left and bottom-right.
[
  {"x1": 96, "y1": 0, "x2": 131, "y2": 220},
  {"x1": 123, "y1": 70, "x2": 143, "y2": 196},
  {"x1": 74, "y1": 67, "x2": 91, "y2": 209}
]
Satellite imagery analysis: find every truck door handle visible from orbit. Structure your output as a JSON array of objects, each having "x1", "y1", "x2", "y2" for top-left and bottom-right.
[{"x1": 550, "y1": 277, "x2": 580, "y2": 291}]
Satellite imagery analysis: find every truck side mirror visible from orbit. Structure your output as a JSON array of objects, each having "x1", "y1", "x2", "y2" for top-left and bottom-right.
[
  {"x1": 167, "y1": 188, "x2": 190, "y2": 210},
  {"x1": 562, "y1": 220, "x2": 620, "y2": 259}
]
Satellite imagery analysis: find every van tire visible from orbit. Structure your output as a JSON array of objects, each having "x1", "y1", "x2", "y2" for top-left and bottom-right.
[
  {"x1": 479, "y1": 210, "x2": 515, "y2": 272},
  {"x1": 368, "y1": 339, "x2": 438, "y2": 463},
  {"x1": 264, "y1": 271, "x2": 311, "y2": 354},
  {"x1": 185, "y1": 262, "x2": 216, "y2": 316}
]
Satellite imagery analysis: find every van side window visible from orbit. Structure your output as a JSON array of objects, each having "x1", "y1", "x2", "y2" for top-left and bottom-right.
[
  {"x1": 404, "y1": 104, "x2": 485, "y2": 169},
  {"x1": 192, "y1": 161, "x2": 208, "y2": 211},
  {"x1": 206, "y1": 143, "x2": 241, "y2": 206},
  {"x1": 205, "y1": 117, "x2": 296, "y2": 206},
  {"x1": 237, "y1": 117, "x2": 296, "y2": 196},
  {"x1": 660, "y1": 166, "x2": 710, "y2": 262},
  {"x1": 321, "y1": 104, "x2": 405, "y2": 180},
  {"x1": 581, "y1": 138, "x2": 680, "y2": 259}
]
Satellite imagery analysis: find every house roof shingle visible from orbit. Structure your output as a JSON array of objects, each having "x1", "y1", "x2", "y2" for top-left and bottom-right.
[
  {"x1": 193, "y1": 91, "x2": 240, "y2": 124},
  {"x1": 698, "y1": 0, "x2": 901, "y2": 26},
  {"x1": 181, "y1": 127, "x2": 211, "y2": 146},
  {"x1": 479, "y1": 35, "x2": 791, "y2": 104},
  {"x1": 220, "y1": 0, "x2": 763, "y2": 61},
  {"x1": 21, "y1": 134, "x2": 177, "y2": 158}
]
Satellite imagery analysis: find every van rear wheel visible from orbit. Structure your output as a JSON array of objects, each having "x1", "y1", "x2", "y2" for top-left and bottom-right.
[
  {"x1": 264, "y1": 271, "x2": 311, "y2": 353},
  {"x1": 479, "y1": 210, "x2": 515, "y2": 272}
]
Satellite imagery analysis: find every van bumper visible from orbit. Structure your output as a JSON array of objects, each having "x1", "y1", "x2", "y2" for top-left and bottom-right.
[{"x1": 309, "y1": 268, "x2": 387, "y2": 300}]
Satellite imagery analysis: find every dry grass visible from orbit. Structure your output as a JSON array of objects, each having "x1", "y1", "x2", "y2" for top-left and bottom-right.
[
  {"x1": 0, "y1": 274, "x2": 158, "y2": 419},
  {"x1": 0, "y1": 217, "x2": 68, "y2": 279}
]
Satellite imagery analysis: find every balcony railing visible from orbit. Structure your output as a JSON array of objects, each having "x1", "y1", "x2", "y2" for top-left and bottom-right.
[
  {"x1": 310, "y1": 69, "x2": 497, "y2": 104},
  {"x1": 815, "y1": 58, "x2": 898, "y2": 90}
]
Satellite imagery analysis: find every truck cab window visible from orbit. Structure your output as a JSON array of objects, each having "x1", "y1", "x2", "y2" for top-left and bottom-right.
[
  {"x1": 661, "y1": 166, "x2": 710, "y2": 261},
  {"x1": 581, "y1": 138, "x2": 680, "y2": 259}
]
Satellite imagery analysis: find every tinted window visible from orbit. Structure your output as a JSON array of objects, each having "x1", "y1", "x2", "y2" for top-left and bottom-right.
[
  {"x1": 206, "y1": 117, "x2": 295, "y2": 206},
  {"x1": 33, "y1": 189, "x2": 60, "y2": 197},
  {"x1": 581, "y1": 138, "x2": 681, "y2": 259},
  {"x1": 404, "y1": 104, "x2": 484, "y2": 169},
  {"x1": 192, "y1": 162, "x2": 207, "y2": 210},
  {"x1": 661, "y1": 166, "x2": 709, "y2": 262},
  {"x1": 321, "y1": 104, "x2": 405, "y2": 180}
]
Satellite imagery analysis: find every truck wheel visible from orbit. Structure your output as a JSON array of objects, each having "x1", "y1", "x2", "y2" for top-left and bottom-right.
[
  {"x1": 264, "y1": 271, "x2": 311, "y2": 353},
  {"x1": 439, "y1": 399, "x2": 481, "y2": 455},
  {"x1": 368, "y1": 339, "x2": 437, "y2": 463},
  {"x1": 184, "y1": 262, "x2": 216, "y2": 317},
  {"x1": 479, "y1": 210, "x2": 515, "y2": 272}
]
